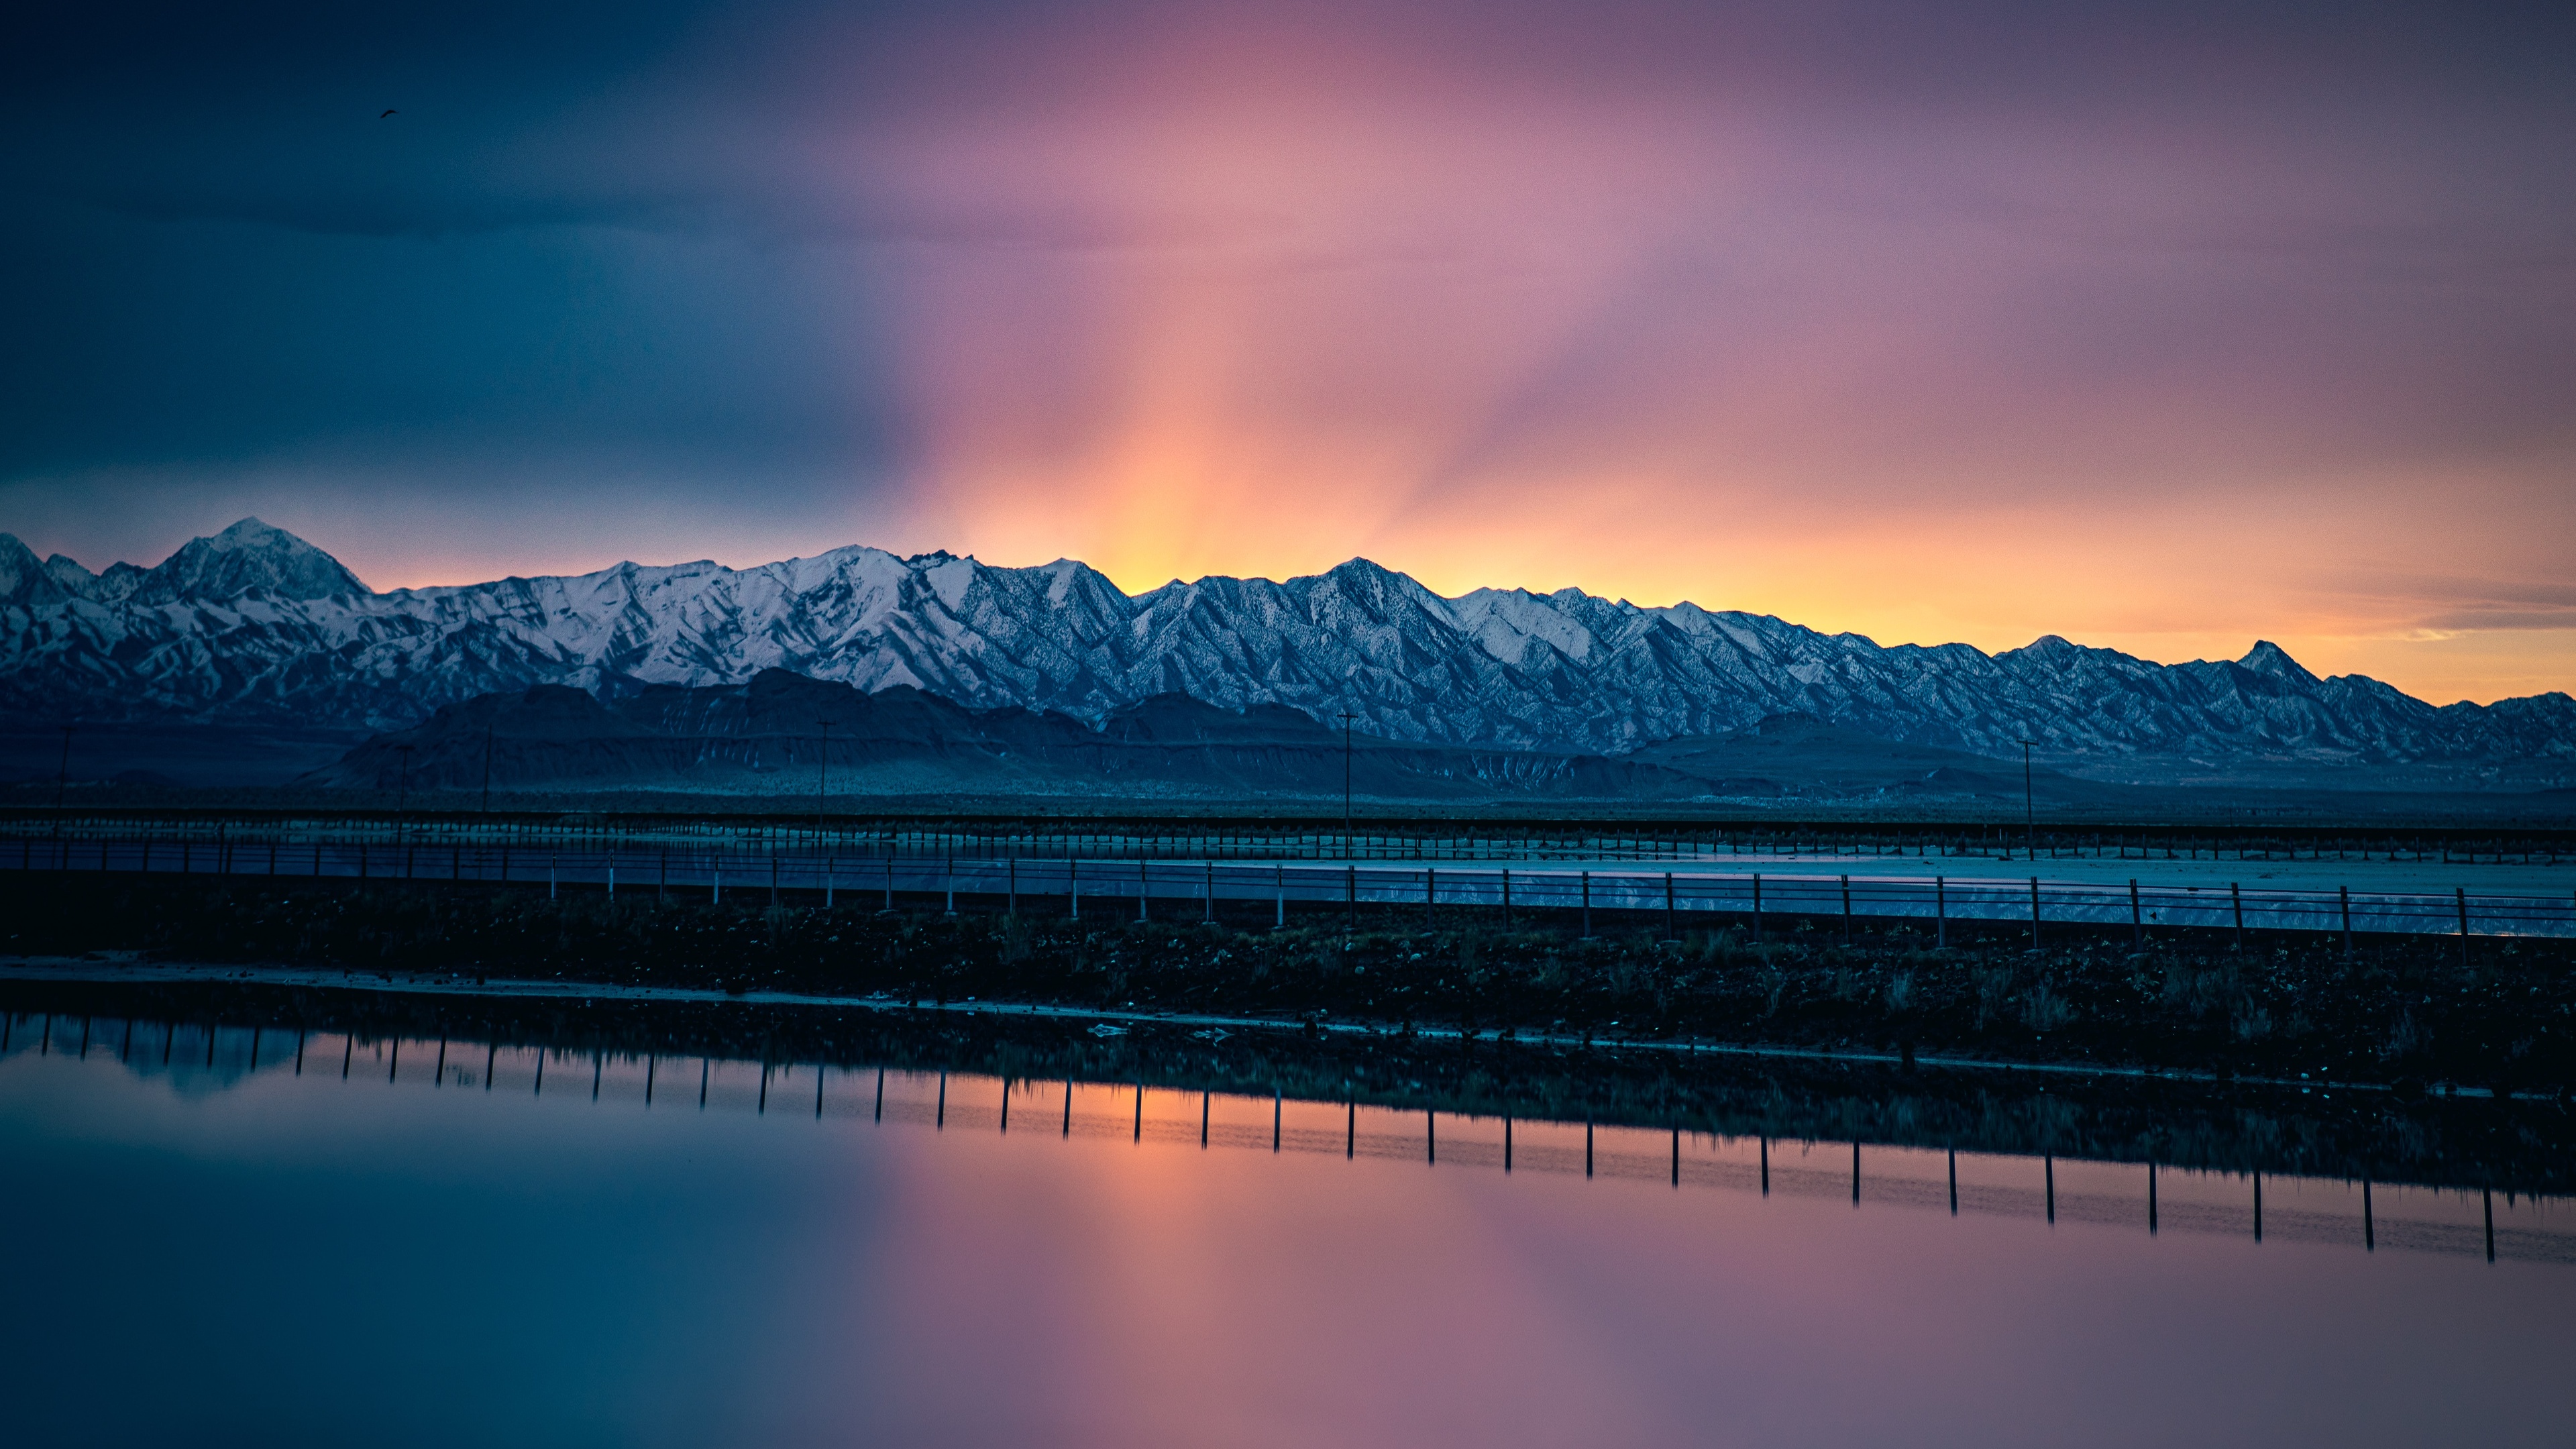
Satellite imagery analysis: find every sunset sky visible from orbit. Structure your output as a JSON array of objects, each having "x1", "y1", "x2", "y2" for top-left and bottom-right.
[{"x1": 4, "y1": 0, "x2": 2571, "y2": 704}]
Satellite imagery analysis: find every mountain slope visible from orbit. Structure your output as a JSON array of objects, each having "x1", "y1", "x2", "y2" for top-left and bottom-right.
[{"x1": 4, "y1": 520, "x2": 2570, "y2": 776}]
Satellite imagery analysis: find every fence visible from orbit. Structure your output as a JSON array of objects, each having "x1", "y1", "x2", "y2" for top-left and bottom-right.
[{"x1": 8, "y1": 835, "x2": 2573, "y2": 942}]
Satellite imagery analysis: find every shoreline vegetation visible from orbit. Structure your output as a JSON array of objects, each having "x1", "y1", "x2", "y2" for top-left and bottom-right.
[{"x1": 5, "y1": 874, "x2": 2569, "y2": 1097}]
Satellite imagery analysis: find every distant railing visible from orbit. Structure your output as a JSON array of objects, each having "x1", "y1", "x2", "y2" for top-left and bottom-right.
[
  {"x1": 3, "y1": 811, "x2": 2566, "y2": 868},
  {"x1": 7, "y1": 836, "x2": 2572, "y2": 942}
]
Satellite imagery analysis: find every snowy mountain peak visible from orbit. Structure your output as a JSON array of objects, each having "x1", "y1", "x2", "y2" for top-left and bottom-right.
[
  {"x1": 133, "y1": 519, "x2": 370, "y2": 604},
  {"x1": 1, "y1": 521, "x2": 2569, "y2": 768},
  {"x1": 2237, "y1": 639, "x2": 2316, "y2": 683},
  {"x1": 0, "y1": 533, "x2": 48, "y2": 603}
]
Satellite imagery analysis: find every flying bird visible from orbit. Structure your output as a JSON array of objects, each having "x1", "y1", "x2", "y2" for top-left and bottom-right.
[{"x1": 379, "y1": 109, "x2": 397, "y2": 119}]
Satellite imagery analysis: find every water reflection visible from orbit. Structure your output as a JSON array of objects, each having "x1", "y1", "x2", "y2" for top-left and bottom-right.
[{"x1": 4, "y1": 1001, "x2": 2573, "y2": 1446}]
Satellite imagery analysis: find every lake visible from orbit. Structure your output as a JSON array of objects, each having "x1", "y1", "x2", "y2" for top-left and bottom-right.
[{"x1": 3, "y1": 1006, "x2": 2570, "y2": 1446}]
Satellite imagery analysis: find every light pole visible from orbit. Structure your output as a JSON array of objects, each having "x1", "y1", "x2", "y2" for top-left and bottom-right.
[
  {"x1": 2018, "y1": 738, "x2": 2037, "y2": 861},
  {"x1": 1336, "y1": 710, "x2": 1359, "y2": 861},
  {"x1": 395, "y1": 743, "x2": 416, "y2": 848},
  {"x1": 51, "y1": 722, "x2": 72, "y2": 849},
  {"x1": 816, "y1": 717, "x2": 833, "y2": 839}
]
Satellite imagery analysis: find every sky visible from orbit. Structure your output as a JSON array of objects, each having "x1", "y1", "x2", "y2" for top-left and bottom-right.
[{"x1": 3, "y1": 0, "x2": 2571, "y2": 705}]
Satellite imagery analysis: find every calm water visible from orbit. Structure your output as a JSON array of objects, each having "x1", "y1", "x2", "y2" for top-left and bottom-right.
[{"x1": 4, "y1": 1022, "x2": 2571, "y2": 1447}]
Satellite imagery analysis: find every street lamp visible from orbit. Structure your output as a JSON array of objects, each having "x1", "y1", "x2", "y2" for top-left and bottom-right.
[
  {"x1": 1336, "y1": 710, "x2": 1359, "y2": 861},
  {"x1": 395, "y1": 743, "x2": 416, "y2": 848},
  {"x1": 2018, "y1": 738, "x2": 2037, "y2": 861},
  {"x1": 51, "y1": 722, "x2": 72, "y2": 853},
  {"x1": 816, "y1": 717, "x2": 833, "y2": 839}
]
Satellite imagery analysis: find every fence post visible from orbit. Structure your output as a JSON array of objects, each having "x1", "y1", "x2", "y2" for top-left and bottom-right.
[
  {"x1": 1580, "y1": 871, "x2": 1592, "y2": 938},
  {"x1": 2457, "y1": 887, "x2": 2470, "y2": 965},
  {"x1": 2029, "y1": 877, "x2": 2041, "y2": 949},
  {"x1": 1840, "y1": 875, "x2": 1851, "y2": 944},
  {"x1": 1935, "y1": 875, "x2": 1945, "y2": 949},
  {"x1": 1501, "y1": 867, "x2": 1512, "y2": 929},
  {"x1": 1346, "y1": 865, "x2": 1356, "y2": 932},
  {"x1": 2231, "y1": 882, "x2": 2244, "y2": 951},
  {"x1": 1424, "y1": 867, "x2": 1434, "y2": 930},
  {"x1": 1275, "y1": 863, "x2": 1285, "y2": 930},
  {"x1": 1208, "y1": 861, "x2": 1216, "y2": 924},
  {"x1": 549, "y1": 855, "x2": 557, "y2": 900},
  {"x1": 1136, "y1": 859, "x2": 1146, "y2": 922},
  {"x1": 1752, "y1": 873, "x2": 1763, "y2": 942},
  {"x1": 2340, "y1": 885, "x2": 2352, "y2": 959},
  {"x1": 2130, "y1": 879, "x2": 2142, "y2": 948},
  {"x1": 1008, "y1": 858, "x2": 1016, "y2": 916},
  {"x1": 1070, "y1": 858, "x2": 1079, "y2": 919}
]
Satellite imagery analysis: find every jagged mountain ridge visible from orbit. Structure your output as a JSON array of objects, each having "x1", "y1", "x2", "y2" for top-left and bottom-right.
[{"x1": 3, "y1": 519, "x2": 2569, "y2": 770}]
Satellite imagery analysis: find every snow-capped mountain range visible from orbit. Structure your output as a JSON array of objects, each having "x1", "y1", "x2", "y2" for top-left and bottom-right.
[{"x1": 3, "y1": 519, "x2": 2569, "y2": 772}]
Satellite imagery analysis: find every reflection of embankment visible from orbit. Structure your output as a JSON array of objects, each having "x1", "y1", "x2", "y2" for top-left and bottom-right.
[
  {"x1": 8, "y1": 975, "x2": 2572, "y2": 1202},
  {"x1": 7, "y1": 1002, "x2": 2567, "y2": 1268}
]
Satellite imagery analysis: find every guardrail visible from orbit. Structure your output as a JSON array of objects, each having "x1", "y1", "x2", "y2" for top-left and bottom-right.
[{"x1": 8, "y1": 837, "x2": 2573, "y2": 943}]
